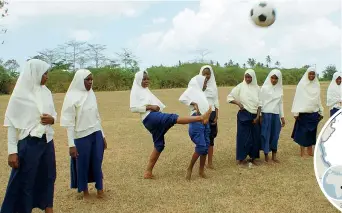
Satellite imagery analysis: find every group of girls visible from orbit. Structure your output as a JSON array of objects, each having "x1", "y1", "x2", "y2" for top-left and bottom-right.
[{"x1": 0, "y1": 59, "x2": 340, "y2": 213}]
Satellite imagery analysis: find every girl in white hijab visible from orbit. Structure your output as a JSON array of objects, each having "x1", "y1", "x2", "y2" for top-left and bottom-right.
[
  {"x1": 60, "y1": 69, "x2": 107, "y2": 199},
  {"x1": 326, "y1": 72, "x2": 341, "y2": 117},
  {"x1": 130, "y1": 70, "x2": 211, "y2": 179},
  {"x1": 291, "y1": 67, "x2": 323, "y2": 157},
  {"x1": 179, "y1": 74, "x2": 211, "y2": 180},
  {"x1": 1, "y1": 59, "x2": 56, "y2": 213},
  {"x1": 199, "y1": 65, "x2": 219, "y2": 169},
  {"x1": 227, "y1": 69, "x2": 261, "y2": 166},
  {"x1": 259, "y1": 69, "x2": 285, "y2": 163}
]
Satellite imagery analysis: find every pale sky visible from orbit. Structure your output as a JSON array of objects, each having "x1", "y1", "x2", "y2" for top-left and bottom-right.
[{"x1": 0, "y1": 0, "x2": 341, "y2": 73}]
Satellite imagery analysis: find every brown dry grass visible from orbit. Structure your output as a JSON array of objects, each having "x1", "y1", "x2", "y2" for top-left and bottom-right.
[{"x1": 0, "y1": 84, "x2": 338, "y2": 213}]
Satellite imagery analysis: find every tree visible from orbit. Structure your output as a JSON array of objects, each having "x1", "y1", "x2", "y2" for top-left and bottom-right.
[
  {"x1": 194, "y1": 48, "x2": 210, "y2": 63},
  {"x1": 228, "y1": 59, "x2": 234, "y2": 67},
  {"x1": 247, "y1": 58, "x2": 256, "y2": 68},
  {"x1": 65, "y1": 40, "x2": 88, "y2": 71},
  {"x1": 4, "y1": 59, "x2": 19, "y2": 72},
  {"x1": 243, "y1": 63, "x2": 246, "y2": 69},
  {"x1": 116, "y1": 48, "x2": 139, "y2": 71},
  {"x1": 37, "y1": 48, "x2": 61, "y2": 66},
  {"x1": 275, "y1": 61, "x2": 281, "y2": 68},
  {"x1": 87, "y1": 44, "x2": 107, "y2": 68},
  {"x1": 322, "y1": 65, "x2": 337, "y2": 80},
  {"x1": 266, "y1": 55, "x2": 271, "y2": 67}
]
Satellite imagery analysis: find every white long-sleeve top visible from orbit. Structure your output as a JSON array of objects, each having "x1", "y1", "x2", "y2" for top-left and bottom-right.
[
  {"x1": 227, "y1": 83, "x2": 261, "y2": 114},
  {"x1": 130, "y1": 106, "x2": 150, "y2": 121},
  {"x1": 179, "y1": 99, "x2": 199, "y2": 115},
  {"x1": 260, "y1": 98, "x2": 285, "y2": 118},
  {"x1": 207, "y1": 96, "x2": 219, "y2": 111},
  {"x1": 293, "y1": 96, "x2": 324, "y2": 117},
  {"x1": 7, "y1": 112, "x2": 57, "y2": 155}
]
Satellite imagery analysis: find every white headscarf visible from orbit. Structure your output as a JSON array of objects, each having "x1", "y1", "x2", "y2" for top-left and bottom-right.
[
  {"x1": 199, "y1": 65, "x2": 218, "y2": 99},
  {"x1": 327, "y1": 72, "x2": 342, "y2": 107},
  {"x1": 129, "y1": 70, "x2": 165, "y2": 111},
  {"x1": 60, "y1": 69, "x2": 100, "y2": 131},
  {"x1": 229, "y1": 69, "x2": 260, "y2": 106},
  {"x1": 179, "y1": 75, "x2": 210, "y2": 114},
  {"x1": 291, "y1": 67, "x2": 321, "y2": 113},
  {"x1": 4, "y1": 59, "x2": 52, "y2": 130},
  {"x1": 260, "y1": 69, "x2": 283, "y2": 106}
]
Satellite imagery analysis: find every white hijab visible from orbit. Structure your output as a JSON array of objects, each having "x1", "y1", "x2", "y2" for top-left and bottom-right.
[
  {"x1": 199, "y1": 65, "x2": 218, "y2": 100},
  {"x1": 4, "y1": 59, "x2": 53, "y2": 130},
  {"x1": 129, "y1": 70, "x2": 165, "y2": 111},
  {"x1": 327, "y1": 72, "x2": 342, "y2": 107},
  {"x1": 230, "y1": 69, "x2": 260, "y2": 106},
  {"x1": 260, "y1": 69, "x2": 283, "y2": 106},
  {"x1": 291, "y1": 67, "x2": 321, "y2": 113},
  {"x1": 179, "y1": 75, "x2": 210, "y2": 114},
  {"x1": 60, "y1": 69, "x2": 100, "y2": 131}
]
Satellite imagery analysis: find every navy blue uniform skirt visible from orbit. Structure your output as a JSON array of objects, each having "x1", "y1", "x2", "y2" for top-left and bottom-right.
[
  {"x1": 261, "y1": 113, "x2": 281, "y2": 154},
  {"x1": 209, "y1": 111, "x2": 218, "y2": 146},
  {"x1": 189, "y1": 113, "x2": 210, "y2": 155},
  {"x1": 143, "y1": 112, "x2": 179, "y2": 153},
  {"x1": 291, "y1": 112, "x2": 320, "y2": 147},
  {"x1": 330, "y1": 108, "x2": 340, "y2": 117},
  {"x1": 70, "y1": 130, "x2": 104, "y2": 193},
  {"x1": 1, "y1": 135, "x2": 56, "y2": 213},
  {"x1": 236, "y1": 110, "x2": 261, "y2": 161}
]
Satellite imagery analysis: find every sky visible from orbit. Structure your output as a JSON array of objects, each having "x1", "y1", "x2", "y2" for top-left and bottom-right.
[{"x1": 0, "y1": 0, "x2": 341, "y2": 73}]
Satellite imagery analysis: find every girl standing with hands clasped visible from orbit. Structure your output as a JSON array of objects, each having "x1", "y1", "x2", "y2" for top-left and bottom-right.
[
  {"x1": 1, "y1": 59, "x2": 57, "y2": 213},
  {"x1": 259, "y1": 69, "x2": 285, "y2": 163},
  {"x1": 130, "y1": 70, "x2": 211, "y2": 179},
  {"x1": 179, "y1": 74, "x2": 211, "y2": 180},
  {"x1": 60, "y1": 69, "x2": 107, "y2": 199},
  {"x1": 227, "y1": 69, "x2": 261, "y2": 166},
  {"x1": 199, "y1": 65, "x2": 219, "y2": 169},
  {"x1": 291, "y1": 67, "x2": 323, "y2": 157}
]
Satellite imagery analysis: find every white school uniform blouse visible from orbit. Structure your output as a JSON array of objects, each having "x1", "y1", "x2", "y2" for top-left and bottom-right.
[
  {"x1": 207, "y1": 97, "x2": 219, "y2": 112},
  {"x1": 7, "y1": 113, "x2": 57, "y2": 155},
  {"x1": 261, "y1": 98, "x2": 284, "y2": 118},
  {"x1": 179, "y1": 99, "x2": 198, "y2": 116},
  {"x1": 227, "y1": 84, "x2": 260, "y2": 114}
]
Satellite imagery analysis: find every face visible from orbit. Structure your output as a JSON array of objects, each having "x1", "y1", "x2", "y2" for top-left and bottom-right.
[
  {"x1": 202, "y1": 68, "x2": 211, "y2": 81},
  {"x1": 308, "y1": 71, "x2": 316, "y2": 81},
  {"x1": 141, "y1": 72, "x2": 150, "y2": 88},
  {"x1": 40, "y1": 71, "x2": 48, "y2": 85},
  {"x1": 270, "y1": 74, "x2": 278, "y2": 86},
  {"x1": 203, "y1": 78, "x2": 208, "y2": 91},
  {"x1": 84, "y1": 74, "x2": 93, "y2": 91},
  {"x1": 244, "y1": 73, "x2": 252, "y2": 84},
  {"x1": 336, "y1": 76, "x2": 341, "y2": 85}
]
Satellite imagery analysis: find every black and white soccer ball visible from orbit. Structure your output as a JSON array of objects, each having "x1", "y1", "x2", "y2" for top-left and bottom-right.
[{"x1": 250, "y1": 1, "x2": 276, "y2": 27}]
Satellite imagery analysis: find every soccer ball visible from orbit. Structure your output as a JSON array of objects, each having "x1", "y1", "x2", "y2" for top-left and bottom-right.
[{"x1": 250, "y1": 1, "x2": 276, "y2": 27}]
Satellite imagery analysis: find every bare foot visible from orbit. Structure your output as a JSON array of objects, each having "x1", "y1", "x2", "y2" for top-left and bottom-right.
[
  {"x1": 237, "y1": 160, "x2": 248, "y2": 166},
  {"x1": 206, "y1": 164, "x2": 215, "y2": 170},
  {"x1": 186, "y1": 169, "x2": 192, "y2": 181},
  {"x1": 83, "y1": 191, "x2": 91, "y2": 200},
  {"x1": 300, "y1": 146, "x2": 305, "y2": 157},
  {"x1": 45, "y1": 207, "x2": 53, "y2": 213},
  {"x1": 143, "y1": 171, "x2": 155, "y2": 179},
  {"x1": 251, "y1": 159, "x2": 259, "y2": 166},
  {"x1": 97, "y1": 190, "x2": 105, "y2": 199},
  {"x1": 264, "y1": 154, "x2": 269, "y2": 163},
  {"x1": 199, "y1": 171, "x2": 207, "y2": 179}
]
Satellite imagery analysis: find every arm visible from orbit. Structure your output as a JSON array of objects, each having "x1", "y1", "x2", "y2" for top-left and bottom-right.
[
  {"x1": 8, "y1": 126, "x2": 18, "y2": 155},
  {"x1": 318, "y1": 96, "x2": 324, "y2": 116},
  {"x1": 67, "y1": 127, "x2": 75, "y2": 147}
]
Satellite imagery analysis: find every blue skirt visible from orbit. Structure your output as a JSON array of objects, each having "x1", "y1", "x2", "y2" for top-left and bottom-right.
[
  {"x1": 209, "y1": 111, "x2": 218, "y2": 146},
  {"x1": 1, "y1": 135, "x2": 56, "y2": 213},
  {"x1": 189, "y1": 113, "x2": 210, "y2": 155},
  {"x1": 236, "y1": 110, "x2": 261, "y2": 161},
  {"x1": 291, "y1": 112, "x2": 320, "y2": 147},
  {"x1": 70, "y1": 130, "x2": 104, "y2": 193},
  {"x1": 261, "y1": 113, "x2": 281, "y2": 154},
  {"x1": 143, "y1": 112, "x2": 179, "y2": 153},
  {"x1": 330, "y1": 108, "x2": 340, "y2": 117}
]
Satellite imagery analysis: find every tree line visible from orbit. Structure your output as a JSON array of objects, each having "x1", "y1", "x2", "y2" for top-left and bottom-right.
[{"x1": 0, "y1": 39, "x2": 338, "y2": 94}]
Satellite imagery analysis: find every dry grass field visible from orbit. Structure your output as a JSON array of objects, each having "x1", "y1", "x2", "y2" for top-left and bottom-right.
[{"x1": 0, "y1": 84, "x2": 338, "y2": 213}]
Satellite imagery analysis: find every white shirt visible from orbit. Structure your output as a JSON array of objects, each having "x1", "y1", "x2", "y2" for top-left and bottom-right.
[
  {"x1": 130, "y1": 106, "x2": 151, "y2": 121},
  {"x1": 227, "y1": 83, "x2": 261, "y2": 114},
  {"x1": 7, "y1": 113, "x2": 57, "y2": 154},
  {"x1": 207, "y1": 97, "x2": 219, "y2": 111},
  {"x1": 67, "y1": 122, "x2": 105, "y2": 147},
  {"x1": 261, "y1": 98, "x2": 284, "y2": 117}
]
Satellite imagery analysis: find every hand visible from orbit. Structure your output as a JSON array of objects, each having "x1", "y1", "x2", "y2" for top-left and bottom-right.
[
  {"x1": 252, "y1": 117, "x2": 260, "y2": 125},
  {"x1": 148, "y1": 105, "x2": 160, "y2": 112},
  {"x1": 212, "y1": 116, "x2": 218, "y2": 124},
  {"x1": 103, "y1": 137, "x2": 107, "y2": 150},
  {"x1": 8, "y1": 153, "x2": 19, "y2": 169},
  {"x1": 281, "y1": 117, "x2": 286, "y2": 127},
  {"x1": 193, "y1": 103, "x2": 201, "y2": 115},
  {"x1": 294, "y1": 116, "x2": 299, "y2": 120},
  {"x1": 69, "y1": 147, "x2": 78, "y2": 158},
  {"x1": 238, "y1": 103, "x2": 244, "y2": 111},
  {"x1": 40, "y1": 114, "x2": 54, "y2": 125}
]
